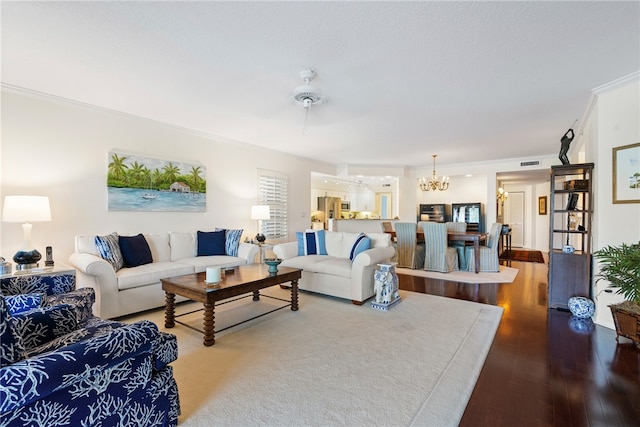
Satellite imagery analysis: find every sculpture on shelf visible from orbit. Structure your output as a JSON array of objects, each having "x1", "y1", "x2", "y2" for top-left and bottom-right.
[{"x1": 558, "y1": 120, "x2": 577, "y2": 165}]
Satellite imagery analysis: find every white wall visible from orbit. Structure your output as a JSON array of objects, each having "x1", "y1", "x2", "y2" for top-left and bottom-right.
[
  {"x1": 588, "y1": 80, "x2": 640, "y2": 328},
  {"x1": 0, "y1": 90, "x2": 335, "y2": 264},
  {"x1": 4, "y1": 89, "x2": 549, "y2": 268},
  {"x1": 534, "y1": 182, "x2": 550, "y2": 251}
]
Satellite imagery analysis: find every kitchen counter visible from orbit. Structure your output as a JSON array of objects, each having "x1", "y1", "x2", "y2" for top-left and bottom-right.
[{"x1": 328, "y1": 219, "x2": 398, "y2": 234}]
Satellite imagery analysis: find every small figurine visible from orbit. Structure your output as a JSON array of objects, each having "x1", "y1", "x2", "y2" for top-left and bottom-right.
[{"x1": 558, "y1": 121, "x2": 577, "y2": 165}]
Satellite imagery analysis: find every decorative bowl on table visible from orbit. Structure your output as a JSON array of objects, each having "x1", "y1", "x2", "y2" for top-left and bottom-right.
[{"x1": 264, "y1": 258, "x2": 282, "y2": 273}]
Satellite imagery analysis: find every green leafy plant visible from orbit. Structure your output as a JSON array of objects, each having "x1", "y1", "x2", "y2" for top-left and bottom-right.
[{"x1": 594, "y1": 242, "x2": 640, "y2": 305}]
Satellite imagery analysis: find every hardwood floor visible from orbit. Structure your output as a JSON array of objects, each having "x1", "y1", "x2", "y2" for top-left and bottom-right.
[{"x1": 397, "y1": 259, "x2": 640, "y2": 427}]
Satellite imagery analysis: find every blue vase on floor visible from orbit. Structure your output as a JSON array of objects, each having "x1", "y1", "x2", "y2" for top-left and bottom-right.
[{"x1": 568, "y1": 296, "x2": 595, "y2": 318}]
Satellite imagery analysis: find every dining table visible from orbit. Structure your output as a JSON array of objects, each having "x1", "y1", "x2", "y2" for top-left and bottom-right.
[{"x1": 384, "y1": 230, "x2": 488, "y2": 273}]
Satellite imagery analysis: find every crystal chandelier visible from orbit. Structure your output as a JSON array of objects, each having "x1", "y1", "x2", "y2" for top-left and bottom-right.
[{"x1": 419, "y1": 155, "x2": 449, "y2": 191}]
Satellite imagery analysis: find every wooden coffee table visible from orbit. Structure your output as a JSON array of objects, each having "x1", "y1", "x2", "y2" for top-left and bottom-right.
[{"x1": 161, "y1": 264, "x2": 302, "y2": 346}]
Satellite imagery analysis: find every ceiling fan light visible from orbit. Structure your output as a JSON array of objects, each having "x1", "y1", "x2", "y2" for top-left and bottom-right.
[
  {"x1": 294, "y1": 84, "x2": 323, "y2": 103},
  {"x1": 292, "y1": 69, "x2": 325, "y2": 109},
  {"x1": 303, "y1": 98, "x2": 312, "y2": 109}
]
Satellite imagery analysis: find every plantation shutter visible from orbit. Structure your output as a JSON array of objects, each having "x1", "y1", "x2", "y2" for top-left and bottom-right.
[{"x1": 257, "y1": 169, "x2": 288, "y2": 239}]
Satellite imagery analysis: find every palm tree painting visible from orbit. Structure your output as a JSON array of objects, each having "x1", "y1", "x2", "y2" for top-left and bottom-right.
[{"x1": 107, "y1": 151, "x2": 206, "y2": 211}]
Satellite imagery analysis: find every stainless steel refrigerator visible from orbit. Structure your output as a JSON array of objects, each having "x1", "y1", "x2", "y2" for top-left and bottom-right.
[{"x1": 317, "y1": 197, "x2": 341, "y2": 229}]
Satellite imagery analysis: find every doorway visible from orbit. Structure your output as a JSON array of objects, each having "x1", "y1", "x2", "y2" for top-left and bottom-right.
[
  {"x1": 505, "y1": 191, "x2": 524, "y2": 247},
  {"x1": 376, "y1": 192, "x2": 392, "y2": 219}
]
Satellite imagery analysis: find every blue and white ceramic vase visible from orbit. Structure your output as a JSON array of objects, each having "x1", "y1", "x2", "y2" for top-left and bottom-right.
[{"x1": 568, "y1": 296, "x2": 596, "y2": 318}]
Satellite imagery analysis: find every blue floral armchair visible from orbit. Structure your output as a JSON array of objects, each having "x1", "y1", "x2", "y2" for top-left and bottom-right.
[{"x1": 0, "y1": 271, "x2": 180, "y2": 427}]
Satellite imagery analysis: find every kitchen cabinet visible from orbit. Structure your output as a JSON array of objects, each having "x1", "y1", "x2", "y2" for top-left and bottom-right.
[
  {"x1": 548, "y1": 163, "x2": 594, "y2": 310},
  {"x1": 353, "y1": 189, "x2": 375, "y2": 212}
]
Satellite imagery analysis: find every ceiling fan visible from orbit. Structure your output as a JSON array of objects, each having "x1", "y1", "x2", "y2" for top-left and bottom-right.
[{"x1": 292, "y1": 69, "x2": 326, "y2": 111}]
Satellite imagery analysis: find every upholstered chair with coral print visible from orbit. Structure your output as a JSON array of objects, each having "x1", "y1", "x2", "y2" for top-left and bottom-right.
[{"x1": 0, "y1": 272, "x2": 180, "y2": 427}]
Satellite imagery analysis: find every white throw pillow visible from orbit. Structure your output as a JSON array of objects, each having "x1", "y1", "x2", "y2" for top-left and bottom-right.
[
  {"x1": 169, "y1": 232, "x2": 197, "y2": 261},
  {"x1": 145, "y1": 233, "x2": 171, "y2": 262},
  {"x1": 367, "y1": 232, "x2": 391, "y2": 248},
  {"x1": 324, "y1": 231, "x2": 344, "y2": 257}
]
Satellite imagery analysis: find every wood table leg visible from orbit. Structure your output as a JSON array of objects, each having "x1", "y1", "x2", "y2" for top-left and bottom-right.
[
  {"x1": 474, "y1": 240, "x2": 480, "y2": 273},
  {"x1": 203, "y1": 302, "x2": 215, "y2": 346},
  {"x1": 164, "y1": 292, "x2": 175, "y2": 328},
  {"x1": 291, "y1": 279, "x2": 299, "y2": 311}
]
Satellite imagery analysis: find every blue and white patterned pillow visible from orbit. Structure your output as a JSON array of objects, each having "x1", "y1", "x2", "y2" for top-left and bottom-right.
[
  {"x1": 46, "y1": 287, "x2": 95, "y2": 324},
  {"x1": 349, "y1": 233, "x2": 371, "y2": 261},
  {"x1": 4, "y1": 293, "x2": 44, "y2": 315},
  {"x1": 95, "y1": 232, "x2": 124, "y2": 271},
  {"x1": 10, "y1": 304, "x2": 78, "y2": 353},
  {"x1": 296, "y1": 230, "x2": 328, "y2": 256},
  {"x1": 0, "y1": 295, "x2": 25, "y2": 367},
  {"x1": 215, "y1": 228, "x2": 244, "y2": 257},
  {"x1": 224, "y1": 229, "x2": 243, "y2": 257}
]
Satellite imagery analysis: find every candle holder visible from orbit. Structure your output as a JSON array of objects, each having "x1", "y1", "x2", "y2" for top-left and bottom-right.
[{"x1": 205, "y1": 266, "x2": 223, "y2": 287}]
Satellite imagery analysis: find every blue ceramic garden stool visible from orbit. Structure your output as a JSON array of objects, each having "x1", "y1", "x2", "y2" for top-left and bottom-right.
[{"x1": 568, "y1": 296, "x2": 595, "y2": 318}]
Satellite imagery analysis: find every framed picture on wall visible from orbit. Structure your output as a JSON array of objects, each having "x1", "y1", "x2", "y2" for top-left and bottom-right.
[
  {"x1": 613, "y1": 142, "x2": 640, "y2": 204},
  {"x1": 538, "y1": 196, "x2": 547, "y2": 215},
  {"x1": 107, "y1": 151, "x2": 206, "y2": 211}
]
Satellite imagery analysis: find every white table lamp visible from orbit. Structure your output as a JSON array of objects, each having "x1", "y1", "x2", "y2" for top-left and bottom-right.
[
  {"x1": 2, "y1": 195, "x2": 52, "y2": 270},
  {"x1": 250, "y1": 205, "x2": 270, "y2": 244}
]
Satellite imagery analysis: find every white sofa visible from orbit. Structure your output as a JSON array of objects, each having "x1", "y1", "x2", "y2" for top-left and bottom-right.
[
  {"x1": 68, "y1": 232, "x2": 259, "y2": 319},
  {"x1": 272, "y1": 231, "x2": 395, "y2": 305}
]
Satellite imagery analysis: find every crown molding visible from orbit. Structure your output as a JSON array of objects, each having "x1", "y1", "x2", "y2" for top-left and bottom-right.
[
  {"x1": 0, "y1": 83, "x2": 244, "y2": 146},
  {"x1": 591, "y1": 70, "x2": 640, "y2": 95}
]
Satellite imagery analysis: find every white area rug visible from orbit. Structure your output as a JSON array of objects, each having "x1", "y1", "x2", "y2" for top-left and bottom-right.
[
  {"x1": 396, "y1": 265, "x2": 519, "y2": 284},
  {"x1": 128, "y1": 288, "x2": 503, "y2": 426}
]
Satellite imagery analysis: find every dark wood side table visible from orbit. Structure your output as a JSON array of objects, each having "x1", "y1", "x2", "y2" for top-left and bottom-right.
[{"x1": 500, "y1": 228, "x2": 512, "y2": 256}]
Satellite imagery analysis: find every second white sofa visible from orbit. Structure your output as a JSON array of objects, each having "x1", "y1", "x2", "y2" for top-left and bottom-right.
[
  {"x1": 69, "y1": 232, "x2": 259, "y2": 318},
  {"x1": 273, "y1": 231, "x2": 395, "y2": 304}
]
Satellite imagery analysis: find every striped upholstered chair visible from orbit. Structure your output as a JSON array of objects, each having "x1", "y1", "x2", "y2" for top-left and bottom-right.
[
  {"x1": 465, "y1": 223, "x2": 502, "y2": 272},
  {"x1": 446, "y1": 221, "x2": 467, "y2": 269},
  {"x1": 380, "y1": 221, "x2": 398, "y2": 262},
  {"x1": 422, "y1": 222, "x2": 459, "y2": 273},
  {"x1": 395, "y1": 222, "x2": 425, "y2": 269}
]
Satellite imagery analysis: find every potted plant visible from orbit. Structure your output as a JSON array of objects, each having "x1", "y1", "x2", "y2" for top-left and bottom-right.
[{"x1": 593, "y1": 241, "x2": 640, "y2": 346}]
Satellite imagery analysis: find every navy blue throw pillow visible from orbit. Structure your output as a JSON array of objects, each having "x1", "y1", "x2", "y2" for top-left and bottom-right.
[
  {"x1": 118, "y1": 234, "x2": 153, "y2": 267},
  {"x1": 197, "y1": 230, "x2": 226, "y2": 256}
]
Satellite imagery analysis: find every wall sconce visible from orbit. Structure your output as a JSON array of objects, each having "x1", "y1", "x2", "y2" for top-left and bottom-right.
[
  {"x1": 2, "y1": 195, "x2": 52, "y2": 270},
  {"x1": 497, "y1": 187, "x2": 509, "y2": 205}
]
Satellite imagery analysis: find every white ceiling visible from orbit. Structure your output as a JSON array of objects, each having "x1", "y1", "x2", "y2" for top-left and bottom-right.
[{"x1": 2, "y1": 1, "x2": 639, "y2": 171}]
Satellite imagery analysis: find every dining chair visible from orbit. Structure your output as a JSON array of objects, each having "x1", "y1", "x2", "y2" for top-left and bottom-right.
[
  {"x1": 422, "y1": 222, "x2": 459, "y2": 273},
  {"x1": 381, "y1": 221, "x2": 398, "y2": 262},
  {"x1": 446, "y1": 221, "x2": 467, "y2": 269},
  {"x1": 381, "y1": 221, "x2": 394, "y2": 233},
  {"x1": 465, "y1": 222, "x2": 502, "y2": 272},
  {"x1": 395, "y1": 222, "x2": 425, "y2": 269}
]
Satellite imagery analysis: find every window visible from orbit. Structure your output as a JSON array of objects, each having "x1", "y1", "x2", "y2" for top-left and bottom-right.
[{"x1": 257, "y1": 169, "x2": 288, "y2": 239}]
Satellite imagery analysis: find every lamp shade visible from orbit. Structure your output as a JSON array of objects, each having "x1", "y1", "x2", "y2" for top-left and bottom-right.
[
  {"x1": 2, "y1": 196, "x2": 52, "y2": 222},
  {"x1": 250, "y1": 205, "x2": 270, "y2": 221}
]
